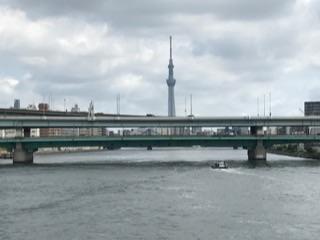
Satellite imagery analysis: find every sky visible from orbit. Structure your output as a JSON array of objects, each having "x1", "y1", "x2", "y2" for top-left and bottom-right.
[{"x1": 0, "y1": 0, "x2": 320, "y2": 116}]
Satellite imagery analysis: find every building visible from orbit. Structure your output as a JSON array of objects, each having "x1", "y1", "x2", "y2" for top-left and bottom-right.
[
  {"x1": 305, "y1": 101, "x2": 320, "y2": 116},
  {"x1": 13, "y1": 99, "x2": 20, "y2": 109},
  {"x1": 2, "y1": 129, "x2": 21, "y2": 138},
  {"x1": 233, "y1": 127, "x2": 250, "y2": 135},
  {"x1": 38, "y1": 103, "x2": 49, "y2": 112},
  {"x1": 0, "y1": 128, "x2": 39, "y2": 138},
  {"x1": 167, "y1": 36, "x2": 176, "y2": 117},
  {"x1": 62, "y1": 128, "x2": 80, "y2": 137},
  {"x1": 27, "y1": 104, "x2": 37, "y2": 110},
  {"x1": 71, "y1": 104, "x2": 80, "y2": 113},
  {"x1": 304, "y1": 101, "x2": 320, "y2": 135}
]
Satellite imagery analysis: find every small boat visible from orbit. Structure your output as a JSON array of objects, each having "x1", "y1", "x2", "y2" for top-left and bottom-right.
[{"x1": 211, "y1": 161, "x2": 228, "y2": 169}]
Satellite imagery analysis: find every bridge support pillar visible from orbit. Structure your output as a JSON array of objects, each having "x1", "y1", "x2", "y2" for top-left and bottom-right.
[
  {"x1": 248, "y1": 126, "x2": 266, "y2": 163},
  {"x1": 13, "y1": 143, "x2": 34, "y2": 164},
  {"x1": 247, "y1": 140, "x2": 266, "y2": 163}
]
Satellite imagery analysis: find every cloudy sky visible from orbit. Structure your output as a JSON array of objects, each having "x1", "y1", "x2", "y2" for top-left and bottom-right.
[{"x1": 0, "y1": 0, "x2": 319, "y2": 116}]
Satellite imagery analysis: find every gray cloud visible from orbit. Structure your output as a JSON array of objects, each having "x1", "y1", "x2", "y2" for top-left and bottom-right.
[{"x1": 0, "y1": 0, "x2": 294, "y2": 26}]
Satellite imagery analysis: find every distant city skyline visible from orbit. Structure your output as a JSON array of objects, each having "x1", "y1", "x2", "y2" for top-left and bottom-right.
[{"x1": 0, "y1": 0, "x2": 320, "y2": 116}]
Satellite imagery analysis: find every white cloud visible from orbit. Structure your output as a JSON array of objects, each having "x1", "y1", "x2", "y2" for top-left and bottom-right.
[
  {"x1": 0, "y1": 76, "x2": 19, "y2": 94},
  {"x1": 20, "y1": 56, "x2": 47, "y2": 66},
  {"x1": 112, "y1": 74, "x2": 144, "y2": 92}
]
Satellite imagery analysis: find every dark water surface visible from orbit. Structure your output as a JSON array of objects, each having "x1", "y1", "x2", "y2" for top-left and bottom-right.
[{"x1": 1, "y1": 148, "x2": 320, "y2": 239}]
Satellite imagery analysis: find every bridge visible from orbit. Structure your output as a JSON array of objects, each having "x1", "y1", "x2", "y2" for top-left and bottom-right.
[
  {"x1": 1, "y1": 114, "x2": 320, "y2": 164},
  {"x1": 1, "y1": 115, "x2": 320, "y2": 128},
  {"x1": 2, "y1": 135, "x2": 320, "y2": 149}
]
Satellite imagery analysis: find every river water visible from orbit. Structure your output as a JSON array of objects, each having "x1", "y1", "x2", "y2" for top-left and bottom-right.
[{"x1": 1, "y1": 148, "x2": 320, "y2": 240}]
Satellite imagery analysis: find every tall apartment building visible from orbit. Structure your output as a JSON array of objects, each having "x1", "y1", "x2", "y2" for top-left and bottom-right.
[{"x1": 305, "y1": 101, "x2": 320, "y2": 135}]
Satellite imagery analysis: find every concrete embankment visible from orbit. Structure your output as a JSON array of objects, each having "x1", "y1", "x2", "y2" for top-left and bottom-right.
[
  {"x1": 36, "y1": 147, "x2": 105, "y2": 155},
  {"x1": 269, "y1": 148, "x2": 320, "y2": 160}
]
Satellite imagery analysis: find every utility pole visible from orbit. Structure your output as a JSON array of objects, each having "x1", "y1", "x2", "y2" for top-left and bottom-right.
[
  {"x1": 116, "y1": 94, "x2": 121, "y2": 115},
  {"x1": 184, "y1": 96, "x2": 187, "y2": 117},
  {"x1": 264, "y1": 94, "x2": 266, "y2": 117},
  {"x1": 190, "y1": 94, "x2": 193, "y2": 116},
  {"x1": 257, "y1": 97, "x2": 259, "y2": 117},
  {"x1": 269, "y1": 92, "x2": 272, "y2": 117}
]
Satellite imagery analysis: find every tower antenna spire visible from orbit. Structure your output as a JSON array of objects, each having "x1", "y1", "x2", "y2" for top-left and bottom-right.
[{"x1": 170, "y1": 36, "x2": 172, "y2": 59}]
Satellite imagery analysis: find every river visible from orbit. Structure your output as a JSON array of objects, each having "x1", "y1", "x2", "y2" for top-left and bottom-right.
[{"x1": 1, "y1": 148, "x2": 319, "y2": 239}]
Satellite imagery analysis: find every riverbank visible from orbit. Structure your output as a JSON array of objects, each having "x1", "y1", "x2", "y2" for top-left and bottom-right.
[
  {"x1": 0, "y1": 147, "x2": 106, "y2": 159},
  {"x1": 269, "y1": 146, "x2": 320, "y2": 160},
  {"x1": 36, "y1": 147, "x2": 105, "y2": 156}
]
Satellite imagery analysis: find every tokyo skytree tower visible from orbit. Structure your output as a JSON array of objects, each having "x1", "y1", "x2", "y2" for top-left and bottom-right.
[{"x1": 167, "y1": 36, "x2": 176, "y2": 117}]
